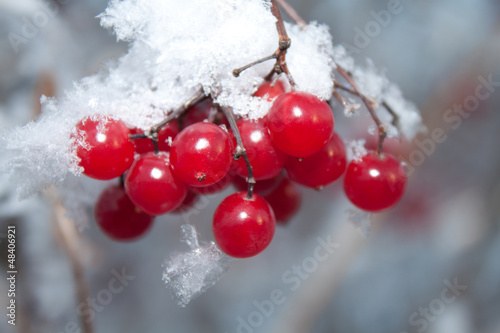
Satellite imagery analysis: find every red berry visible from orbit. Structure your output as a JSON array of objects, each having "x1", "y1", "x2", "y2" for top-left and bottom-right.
[
  {"x1": 254, "y1": 80, "x2": 286, "y2": 101},
  {"x1": 170, "y1": 123, "x2": 233, "y2": 187},
  {"x1": 213, "y1": 192, "x2": 275, "y2": 258},
  {"x1": 232, "y1": 118, "x2": 287, "y2": 180},
  {"x1": 264, "y1": 178, "x2": 301, "y2": 224},
  {"x1": 130, "y1": 123, "x2": 180, "y2": 154},
  {"x1": 190, "y1": 172, "x2": 233, "y2": 195},
  {"x1": 267, "y1": 92, "x2": 334, "y2": 157},
  {"x1": 343, "y1": 152, "x2": 407, "y2": 212},
  {"x1": 73, "y1": 116, "x2": 134, "y2": 180},
  {"x1": 286, "y1": 132, "x2": 346, "y2": 189},
  {"x1": 233, "y1": 173, "x2": 284, "y2": 196},
  {"x1": 125, "y1": 152, "x2": 187, "y2": 215},
  {"x1": 95, "y1": 185, "x2": 154, "y2": 241}
]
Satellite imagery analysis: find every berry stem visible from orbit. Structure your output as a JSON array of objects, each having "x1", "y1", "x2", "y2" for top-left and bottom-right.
[
  {"x1": 151, "y1": 88, "x2": 207, "y2": 134},
  {"x1": 334, "y1": 67, "x2": 387, "y2": 156},
  {"x1": 129, "y1": 88, "x2": 207, "y2": 141},
  {"x1": 381, "y1": 101, "x2": 401, "y2": 134},
  {"x1": 220, "y1": 106, "x2": 256, "y2": 199},
  {"x1": 232, "y1": 0, "x2": 296, "y2": 88}
]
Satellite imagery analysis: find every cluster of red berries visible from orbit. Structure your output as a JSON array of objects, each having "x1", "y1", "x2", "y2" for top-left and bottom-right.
[{"x1": 72, "y1": 81, "x2": 407, "y2": 258}]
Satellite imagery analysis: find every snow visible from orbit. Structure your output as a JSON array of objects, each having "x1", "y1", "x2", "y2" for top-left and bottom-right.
[
  {"x1": 162, "y1": 225, "x2": 229, "y2": 307},
  {"x1": 345, "y1": 139, "x2": 368, "y2": 162}
]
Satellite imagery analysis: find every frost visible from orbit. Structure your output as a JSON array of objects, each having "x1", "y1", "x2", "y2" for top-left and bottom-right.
[
  {"x1": 345, "y1": 139, "x2": 367, "y2": 162},
  {"x1": 349, "y1": 60, "x2": 424, "y2": 139},
  {"x1": 346, "y1": 208, "x2": 372, "y2": 238},
  {"x1": 162, "y1": 225, "x2": 230, "y2": 307}
]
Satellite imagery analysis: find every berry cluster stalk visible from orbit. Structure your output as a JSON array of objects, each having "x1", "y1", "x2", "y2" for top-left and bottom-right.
[
  {"x1": 233, "y1": 0, "x2": 296, "y2": 89},
  {"x1": 220, "y1": 106, "x2": 256, "y2": 199}
]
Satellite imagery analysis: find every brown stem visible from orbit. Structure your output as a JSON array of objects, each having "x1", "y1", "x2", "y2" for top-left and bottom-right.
[
  {"x1": 129, "y1": 88, "x2": 207, "y2": 148},
  {"x1": 47, "y1": 192, "x2": 94, "y2": 333},
  {"x1": 220, "y1": 106, "x2": 255, "y2": 199},
  {"x1": 269, "y1": 0, "x2": 296, "y2": 88},
  {"x1": 275, "y1": 0, "x2": 307, "y2": 27},
  {"x1": 233, "y1": 54, "x2": 277, "y2": 77},
  {"x1": 382, "y1": 101, "x2": 401, "y2": 134},
  {"x1": 335, "y1": 67, "x2": 387, "y2": 155},
  {"x1": 232, "y1": 0, "x2": 296, "y2": 88},
  {"x1": 150, "y1": 88, "x2": 207, "y2": 133}
]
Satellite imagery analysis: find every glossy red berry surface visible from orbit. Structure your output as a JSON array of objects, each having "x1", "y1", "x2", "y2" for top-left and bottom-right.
[
  {"x1": 125, "y1": 152, "x2": 187, "y2": 215},
  {"x1": 190, "y1": 172, "x2": 233, "y2": 195},
  {"x1": 95, "y1": 185, "x2": 154, "y2": 241},
  {"x1": 254, "y1": 80, "x2": 286, "y2": 101},
  {"x1": 130, "y1": 122, "x2": 180, "y2": 154},
  {"x1": 264, "y1": 178, "x2": 301, "y2": 224},
  {"x1": 286, "y1": 131, "x2": 346, "y2": 189},
  {"x1": 213, "y1": 192, "x2": 275, "y2": 258},
  {"x1": 73, "y1": 116, "x2": 134, "y2": 180},
  {"x1": 267, "y1": 92, "x2": 334, "y2": 158},
  {"x1": 171, "y1": 123, "x2": 233, "y2": 187},
  {"x1": 344, "y1": 152, "x2": 407, "y2": 212},
  {"x1": 232, "y1": 173, "x2": 284, "y2": 196},
  {"x1": 232, "y1": 118, "x2": 287, "y2": 180}
]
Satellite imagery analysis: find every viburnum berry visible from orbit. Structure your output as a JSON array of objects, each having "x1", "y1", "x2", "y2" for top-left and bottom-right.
[
  {"x1": 264, "y1": 178, "x2": 301, "y2": 224},
  {"x1": 343, "y1": 152, "x2": 407, "y2": 212},
  {"x1": 254, "y1": 80, "x2": 286, "y2": 101},
  {"x1": 232, "y1": 118, "x2": 287, "y2": 180},
  {"x1": 170, "y1": 122, "x2": 233, "y2": 187},
  {"x1": 267, "y1": 91, "x2": 334, "y2": 158},
  {"x1": 286, "y1": 131, "x2": 346, "y2": 189},
  {"x1": 73, "y1": 116, "x2": 134, "y2": 180},
  {"x1": 130, "y1": 122, "x2": 180, "y2": 154},
  {"x1": 213, "y1": 192, "x2": 275, "y2": 258},
  {"x1": 232, "y1": 173, "x2": 284, "y2": 196},
  {"x1": 125, "y1": 152, "x2": 187, "y2": 215},
  {"x1": 94, "y1": 185, "x2": 154, "y2": 241}
]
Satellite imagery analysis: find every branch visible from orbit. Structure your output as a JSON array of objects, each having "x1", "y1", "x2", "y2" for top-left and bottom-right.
[
  {"x1": 232, "y1": 0, "x2": 296, "y2": 88},
  {"x1": 129, "y1": 88, "x2": 207, "y2": 152},
  {"x1": 275, "y1": 0, "x2": 307, "y2": 27},
  {"x1": 382, "y1": 101, "x2": 401, "y2": 134},
  {"x1": 219, "y1": 106, "x2": 255, "y2": 199},
  {"x1": 47, "y1": 191, "x2": 94, "y2": 333},
  {"x1": 334, "y1": 67, "x2": 387, "y2": 155}
]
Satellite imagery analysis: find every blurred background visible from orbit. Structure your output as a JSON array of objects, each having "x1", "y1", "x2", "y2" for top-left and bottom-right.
[{"x1": 1, "y1": 0, "x2": 500, "y2": 332}]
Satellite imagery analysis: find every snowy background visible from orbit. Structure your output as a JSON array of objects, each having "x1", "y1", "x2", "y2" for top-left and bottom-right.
[{"x1": 1, "y1": 0, "x2": 500, "y2": 332}]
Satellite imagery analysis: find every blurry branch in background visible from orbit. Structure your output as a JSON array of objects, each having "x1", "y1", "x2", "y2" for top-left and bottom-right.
[
  {"x1": 32, "y1": 73, "x2": 56, "y2": 119},
  {"x1": 47, "y1": 190, "x2": 94, "y2": 333}
]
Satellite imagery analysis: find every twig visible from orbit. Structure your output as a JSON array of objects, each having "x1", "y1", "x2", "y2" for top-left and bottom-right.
[
  {"x1": 275, "y1": 0, "x2": 307, "y2": 27},
  {"x1": 232, "y1": 0, "x2": 296, "y2": 88},
  {"x1": 129, "y1": 88, "x2": 207, "y2": 148},
  {"x1": 47, "y1": 191, "x2": 94, "y2": 333},
  {"x1": 219, "y1": 106, "x2": 255, "y2": 198},
  {"x1": 382, "y1": 101, "x2": 401, "y2": 133},
  {"x1": 335, "y1": 67, "x2": 387, "y2": 155}
]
